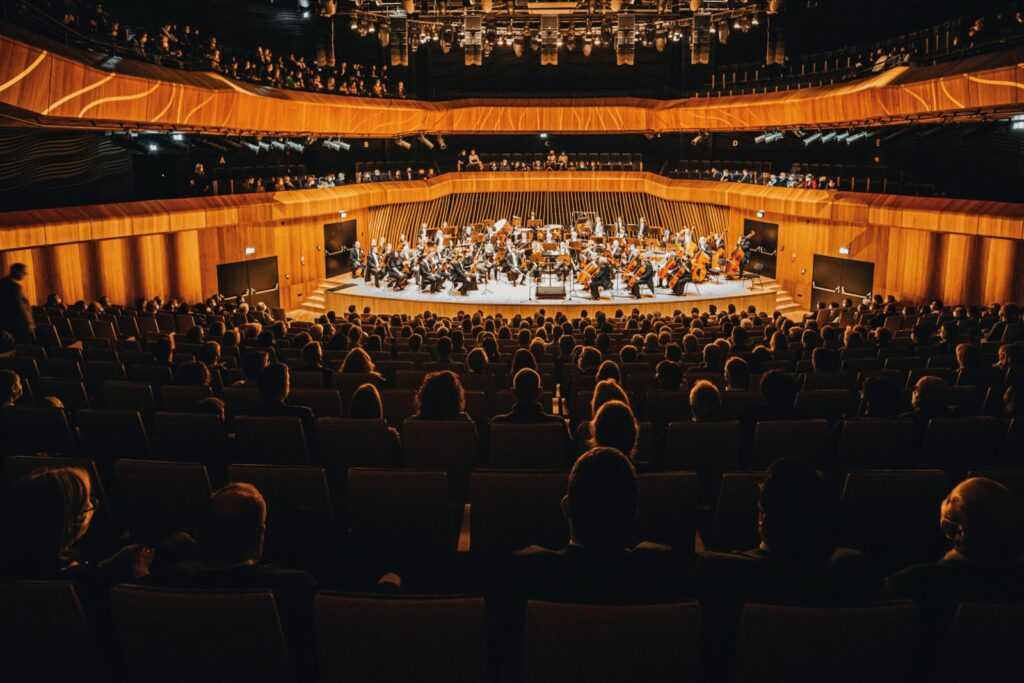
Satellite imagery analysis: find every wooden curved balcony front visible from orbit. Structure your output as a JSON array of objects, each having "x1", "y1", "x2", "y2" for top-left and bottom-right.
[{"x1": 2, "y1": 31, "x2": 1023, "y2": 137}]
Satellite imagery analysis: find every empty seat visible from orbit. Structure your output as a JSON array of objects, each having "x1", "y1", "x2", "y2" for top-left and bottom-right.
[
  {"x1": 110, "y1": 585, "x2": 294, "y2": 683},
  {"x1": 470, "y1": 470, "x2": 567, "y2": 555},
  {"x1": 0, "y1": 581, "x2": 107, "y2": 679},
  {"x1": 152, "y1": 412, "x2": 229, "y2": 465},
  {"x1": 233, "y1": 416, "x2": 309, "y2": 465},
  {"x1": 796, "y1": 389, "x2": 858, "y2": 422},
  {"x1": 159, "y1": 384, "x2": 213, "y2": 412},
  {"x1": 663, "y1": 421, "x2": 741, "y2": 471},
  {"x1": 489, "y1": 422, "x2": 568, "y2": 468},
  {"x1": 75, "y1": 409, "x2": 150, "y2": 462},
  {"x1": 526, "y1": 601, "x2": 701, "y2": 683},
  {"x1": 346, "y1": 468, "x2": 456, "y2": 556},
  {"x1": 838, "y1": 419, "x2": 916, "y2": 468},
  {"x1": 315, "y1": 594, "x2": 484, "y2": 683},
  {"x1": 735, "y1": 603, "x2": 919, "y2": 683},
  {"x1": 287, "y1": 388, "x2": 342, "y2": 418},
  {"x1": 114, "y1": 459, "x2": 212, "y2": 540},
  {"x1": 924, "y1": 417, "x2": 1005, "y2": 472},
  {"x1": 753, "y1": 419, "x2": 831, "y2": 467},
  {"x1": 710, "y1": 471, "x2": 766, "y2": 551},
  {"x1": 840, "y1": 469, "x2": 949, "y2": 571}
]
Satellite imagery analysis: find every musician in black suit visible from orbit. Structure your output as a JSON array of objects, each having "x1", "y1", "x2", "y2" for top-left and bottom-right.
[
  {"x1": 630, "y1": 257, "x2": 656, "y2": 299},
  {"x1": 418, "y1": 258, "x2": 441, "y2": 293},
  {"x1": 504, "y1": 248, "x2": 525, "y2": 286},
  {"x1": 383, "y1": 247, "x2": 403, "y2": 290},
  {"x1": 349, "y1": 241, "x2": 364, "y2": 278},
  {"x1": 589, "y1": 257, "x2": 613, "y2": 300},
  {"x1": 366, "y1": 245, "x2": 384, "y2": 288},
  {"x1": 450, "y1": 256, "x2": 471, "y2": 295}
]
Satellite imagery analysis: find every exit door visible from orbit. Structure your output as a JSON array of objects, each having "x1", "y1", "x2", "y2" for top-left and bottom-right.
[
  {"x1": 811, "y1": 254, "x2": 875, "y2": 309},
  {"x1": 324, "y1": 219, "x2": 358, "y2": 278},
  {"x1": 216, "y1": 256, "x2": 280, "y2": 309}
]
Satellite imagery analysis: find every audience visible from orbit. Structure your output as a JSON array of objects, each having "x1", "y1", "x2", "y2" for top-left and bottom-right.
[
  {"x1": 411, "y1": 371, "x2": 472, "y2": 423},
  {"x1": 588, "y1": 400, "x2": 639, "y2": 461},
  {"x1": 689, "y1": 379, "x2": 722, "y2": 422}
]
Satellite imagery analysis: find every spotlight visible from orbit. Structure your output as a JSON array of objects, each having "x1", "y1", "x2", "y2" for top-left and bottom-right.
[
  {"x1": 336, "y1": 139, "x2": 351, "y2": 151},
  {"x1": 835, "y1": 131, "x2": 850, "y2": 142},
  {"x1": 302, "y1": 10, "x2": 310, "y2": 19},
  {"x1": 820, "y1": 132, "x2": 837, "y2": 143},
  {"x1": 754, "y1": 133, "x2": 768, "y2": 144},
  {"x1": 147, "y1": 143, "x2": 158, "y2": 152},
  {"x1": 435, "y1": 135, "x2": 446, "y2": 150},
  {"x1": 539, "y1": 133, "x2": 548, "y2": 139},
  {"x1": 691, "y1": 133, "x2": 705, "y2": 145},
  {"x1": 270, "y1": 140, "x2": 287, "y2": 150},
  {"x1": 756, "y1": 210, "x2": 766, "y2": 219},
  {"x1": 803, "y1": 133, "x2": 823, "y2": 145},
  {"x1": 171, "y1": 133, "x2": 184, "y2": 142},
  {"x1": 394, "y1": 138, "x2": 412, "y2": 150},
  {"x1": 615, "y1": 14, "x2": 636, "y2": 66},
  {"x1": 286, "y1": 140, "x2": 305, "y2": 152},
  {"x1": 418, "y1": 134, "x2": 434, "y2": 149}
]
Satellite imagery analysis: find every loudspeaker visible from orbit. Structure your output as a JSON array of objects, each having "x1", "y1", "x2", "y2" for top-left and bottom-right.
[{"x1": 536, "y1": 285, "x2": 567, "y2": 300}]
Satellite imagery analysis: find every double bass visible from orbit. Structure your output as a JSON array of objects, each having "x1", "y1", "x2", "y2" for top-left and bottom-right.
[
  {"x1": 627, "y1": 259, "x2": 648, "y2": 290},
  {"x1": 725, "y1": 246, "x2": 743, "y2": 279},
  {"x1": 576, "y1": 259, "x2": 600, "y2": 288},
  {"x1": 691, "y1": 250, "x2": 710, "y2": 284}
]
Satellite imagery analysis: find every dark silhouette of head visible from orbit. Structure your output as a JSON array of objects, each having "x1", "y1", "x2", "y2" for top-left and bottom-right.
[{"x1": 564, "y1": 447, "x2": 638, "y2": 550}]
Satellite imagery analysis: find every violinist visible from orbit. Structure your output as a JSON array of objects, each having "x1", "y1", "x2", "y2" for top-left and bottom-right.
[
  {"x1": 671, "y1": 255, "x2": 693, "y2": 296},
  {"x1": 450, "y1": 251, "x2": 471, "y2": 295},
  {"x1": 504, "y1": 246, "x2": 526, "y2": 286},
  {"x1": 589, "y1": 257, "x2": 614, "y2": 301},
  {"x1": 614, "y1": 216, "x2": 625, "y2": 238},
  {"x1": 593, "y1": 216, "x2": 605, "y2": 238},
  {"x1": 419, "y1": 253, "x2": 442, "y2": 293},
  {"x1": 630, "y1": 253, "x2": 656, "y2": 300},
  {"x1": 385, "y1": 244, "x2": 406, "y2": 290}
]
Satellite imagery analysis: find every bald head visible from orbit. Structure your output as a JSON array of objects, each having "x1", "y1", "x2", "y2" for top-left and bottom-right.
[{"x1": 941, "y1": 477, "x2": 1018, "y2": 564}]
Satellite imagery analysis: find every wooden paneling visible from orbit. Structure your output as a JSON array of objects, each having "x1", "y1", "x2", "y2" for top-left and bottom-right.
[
  {"x1": 2, "y1": 173, "x2": 1022, "y2": 310},
  {"x1": 3, "y1": 33, "x2": 1024, "y2": 136}
]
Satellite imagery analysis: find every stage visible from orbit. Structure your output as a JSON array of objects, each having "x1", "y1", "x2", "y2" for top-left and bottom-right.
[{"x1": 323, "y1": 274, "x2": 779, "y2": 318}]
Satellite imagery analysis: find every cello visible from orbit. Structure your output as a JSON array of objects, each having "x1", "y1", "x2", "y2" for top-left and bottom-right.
[
  {"x1": 725, "y1": 246, "x2": 743, "y2": 279},
  {"x1": 691, "y1": 250, "x2": 710, "y2": 284}
]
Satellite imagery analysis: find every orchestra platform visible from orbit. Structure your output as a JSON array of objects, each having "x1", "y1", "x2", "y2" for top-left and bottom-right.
[{"x1": 321, "y1": 274, "x2": 779, "y2": 318}]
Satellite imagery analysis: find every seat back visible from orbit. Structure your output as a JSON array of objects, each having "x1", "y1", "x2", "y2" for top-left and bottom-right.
[
  {"x1": 110, "y1": 585, "x2": 293, "y2": 683},
  {"x1": 0, "y1": 405, "x2": 77, "y2": 456},
  {"x1": 75, "y1": 409, "x2": 150, "y2": 461},
  {"x1": 840, "y1": 469, "x2": 949, "y2": 570},
  {"x1": 924, "y1": 417, "x2": 1005, "y2": 471},
  {"x1": 401, "y1": 419, "x2": 478, "y2": 468},
  {"x1": 664, "y1": 421, "x2": 741, "y2": 471},
  {"x1": 221, "y1": 386, "x2": 263, "y2": 419},
  {"x1": 233, "y1": 416, "x2": 309, "y2": 465},
  {"x1": 753, "y1": 419, "x2": 831, "y2": 467},
  {"x1": 315, "y1": 594, "x2": 485, "y2": 683},
  {"x1": 103, "y1": 381, "x2": 156, "y2": 417},
  {"x1": 0, "y1": 581, "x2": 106, "y2": 679},
  {"x1": 287, "y1": 388, "x2": 342, "y2": 418},
  {"x1": 838, "y1": 419, "x2": 915, "y2": 468},
  {"x1": 526, "y1": 601, "x2": 701, "y2": 683},
  {"x1": 152, "y1": 412, "x2": 228, "y2": 464},
  {"x1": 470, "y1": 470, "x2": 567, "y2": 555},
  {"x1": 636, "y1": 471, "x2": 700, "y2": 553},
  {"x1": 114, "y1": 459, "x2": 212, "y2": 541},
  {"x1": 489, "y1": 422, "x2": 567, "y2": 468},
  {"x1": 159, "y1": 384, "x2": 213, "y2": 412},
  {"x1": 346, "y1": 468, "x2": 455, "y2": 556},
  {"x1": 735, "y1": 603, "x2": 919, "y2": 683},
  {"x1": 36, "y1": 378, "x2": 90, "y2": 412}
]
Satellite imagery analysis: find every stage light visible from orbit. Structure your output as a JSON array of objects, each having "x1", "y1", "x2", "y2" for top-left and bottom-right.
[
  {"x1": 768, "y1": 0, "x2": 784, "y2": 14},
  {"x1": 615, "y1": 14, "x2": 636, "y2": 66},
  {"x1": 803, "y1": 132, "x2": 823, "y2": 145},
  {"x1": 302, "y1": 10, "x2": 310, "y2": 19},
  {"x1": 286, "y1": 140, "x2": 305, "y2": 152},
  {"x1": 756, "y1": 210, "x2": 766, "y2": 219},
  {"x1": 435, "y1": 135, "x2": 446, "y2": 150},
  {"x1": 464, "y1": 15, "x2": 483, "y2": 66},
  {"x1": 835, "y1": 131, "x2": 850, "y2": 142},
  {"x1": 337, "y1": 139, "x2": 351, "y2": 151},
  {"x1": 539, "y1": 133, "x2": 548, "y2": 139},
  {"x1": 754, "y1": 133, "x2": 768, "y2": 144},
  {"x1": 394, "y1": 138, "x2": 412, "y2": 150},
  {"x1": 691, "y1": 133, "x2": 705, "y2": 145},
  {"x1": 820, "y1": 132, "x2": 837, "y2": 143},
  {"x1": 171, "y1": 133, "x2": 184, "y2": 142},
  {"x1": 390, "y1": 15, "x2": 408, "y2": 66},
  {"x1": 418, "y1": 134, "x2": 434, "y2": 149},
  {"x1": 270, "y1": 140, "x2": 287, "y2": 150},
  {"x1": 845, "y1": 131, "x2": 867, "y2": 144},
  {"x1": 540, "y1": 15, "x2": 559, "y2": 66},
  {"x1": 147, "y1": 143, "x2": 158, "y2": 152},
  {"x1": 582, "y1": 38, "x2": 593, "y2": 57}
]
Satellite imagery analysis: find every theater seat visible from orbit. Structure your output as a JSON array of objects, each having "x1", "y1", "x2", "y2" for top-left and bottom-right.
[
  {"x1": 526, "y1": 601, "x2": 701, "y2": 683},
  {"x1": 36, "y1": 378, "x2": 90, "y2": 413},
  {"x1": 796, "y1": 390, "x2": 858, "y2": 422},
  {"x1": 110, "y1": 585, "x2": 294, "y2": 683},
  {"x1": 924, "y1": 417, "x2": 1005, "y2": 473},
  {"x1": 75, "y1": 409, "x2": 150, "y2": 463},
  {"x1": 103, "y1": 381, "x2": 156, "y2": 419},
  {"x1": 159, "y1": 384, "x2": 213, "y2": 412},
  {"x1": 470, "y1": 470, "x2": 567, "y2": 555},
  {"x1": 636, "y1": 471, "x2": 700, "y2": 553},
  {"x1": 838, "y1": 419, "x2": 916, "y2": 468},
  {"x1": 287, "y1": 388, "x2": 343, "y2": 418},
  {"x1": 233, "y1": 416, "x2": 309, "y2": 465},
  {"x1": 753, "y1": 419, "x2": 831, "y2": 467},
  {"x1": 0, "y1": 405, "x2": 77, "y2": 456},
  {"x1": 735, "y1": 603, "x2": 919, "y2": 683},
  {"x1": 402, "y1": 419, "x2": 478, "y2": 501},
  {"x1": 347, "y1": 468, "x2": 456, "y2": 558},
  {"x1": 663, "y1": 421, "x2": 741, "y2": 472},
  {"x1": 0, "y1": 581, "x2": 107, "y2": 680},
  {"x1": 489, "y1": 422, "x2": 567, "y2": 468},
  {"x1": 152, "y1": 411, "x2": 229, "y2": 466},
  {"x1": 114, "y1": 459, "x2": 212, "y2": 541},
  {"x1": 840, "y1": 469, "x2": 949, "y2": 571},
  {"x1": 314, "y1": 594, "x2": 486, "y2": 683}
]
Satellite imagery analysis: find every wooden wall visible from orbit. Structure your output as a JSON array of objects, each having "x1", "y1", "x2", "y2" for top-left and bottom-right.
[
  {"x1": 2, "y1": 173, "x2": 1022, "y2": 311},
  {"x1": 4, "y1": 32, "x2": 1024, "y2": 136}
]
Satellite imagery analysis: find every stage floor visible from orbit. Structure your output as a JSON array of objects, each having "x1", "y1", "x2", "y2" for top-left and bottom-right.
[{"x1": 323, "y1": 274, "x2": 779, "y2": 318}]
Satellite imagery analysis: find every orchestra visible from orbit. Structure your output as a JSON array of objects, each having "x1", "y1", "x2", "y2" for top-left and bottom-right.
[{"x1": 349, "y1": 216, "x2": 754, "y2": 300}]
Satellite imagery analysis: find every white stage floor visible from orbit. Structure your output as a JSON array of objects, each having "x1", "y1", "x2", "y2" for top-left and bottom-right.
[{"x1": 330, "y1": 275, "x2": 759, "y2": 307}]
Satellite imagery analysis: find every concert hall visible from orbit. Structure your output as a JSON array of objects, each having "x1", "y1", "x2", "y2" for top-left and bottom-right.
[{"x1": 2, "y1": 0, "x2": 1024, "y2": 680}]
